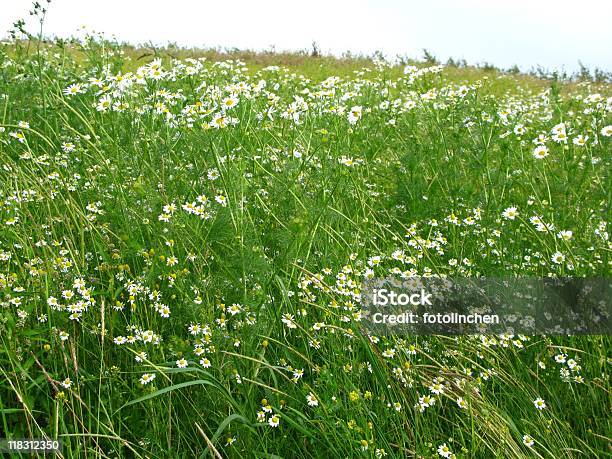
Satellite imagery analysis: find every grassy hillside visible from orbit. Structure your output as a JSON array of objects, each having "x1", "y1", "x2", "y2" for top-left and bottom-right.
[
  {"x1": 6, "y1": 35, "x2": 610, "y2": 90},
  {"x1": 0, "y1": 34, "x2": 610, "y2": 458}
]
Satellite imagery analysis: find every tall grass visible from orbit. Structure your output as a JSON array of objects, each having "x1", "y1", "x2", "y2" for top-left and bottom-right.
[{"x1": 0, "y1": 31, "x2": 610, "y2": 458}]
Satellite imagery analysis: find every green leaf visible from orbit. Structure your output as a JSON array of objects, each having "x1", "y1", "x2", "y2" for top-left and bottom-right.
[{"x1": 118, "y1": 379, "x2": 218, "y2": 410}]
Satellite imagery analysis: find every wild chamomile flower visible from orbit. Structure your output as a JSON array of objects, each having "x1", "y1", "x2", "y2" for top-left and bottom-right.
[
  {"x1": 554, "y1": 354, "x2": 567, "y2": 363},
  {"x1": 166, "y1": 256, "x2": 178, "y2": 266},
  {"x1": 429, "y1": 382, "x2": 444, "y2": 394},
  {"x1": 551, "y1": 122, "x2": 566, "y2": 135},
  {"x1": 306, "y1": 393, "x2": 319, "y2": 406},
  {"x1": 514, "y1": 124, "x2": 526, "y2": 136},
  {"x1": 533, "y1": 398, "x2": 546, "y2": 410},
  {"x1": 339, "y1": 155, "x2": 355, "y2": 167},
  {"x1": 141, "y1": 330, "x2": 154, "y2": 343},
  {"x1": 292, "y1": 368, "x2": 304, "y2": 382},
  {"x1": 437, "y1": 443, "x2": 453, "y2": 458},
  {"x1": 139, "y1": 373, "x2": 156, "y2": 385},
  {"x1": 207, "y1": 168, "x2": 220, "y2": 180},
  {"x1": 63, "y1": 83, "x2": 84, "y2": 96},
  {"x1": 221, "y1": 95, "x2": 239, "y2": 110},
  {"x1": 215, "y1": 195, "x2": 228, "y2": 207},
  {"x1": 268, "y1": 414, "x2": 280, "y2": 427},
  {"x1": 572, "y1": 135, "x2": 588, "y2": 146},
  {"x1": 96, "y1": 95, "x2": 112, "y2": 112},
  {"x1": 210, "y1": 113, "x2": 236, "y2": 129},
  {"x1": 600, "y1": 125, "x2": 612, "y2": 137},
  {"x1": 418, "y1": 394, "x2": 436, "y2": 409},
  {"x1": 522, "y1": 435, "x2": 535, "y2": 447},
  {"x1": 227, "y1": 303, "x2": 242, "y2": 315},
  {"x1": 347, "y1": 106, "x2": 362, "y2": 124},
  {"x1": 533, "y1": 145, "x2": 549, "y2": 159},
  {"x1": 281, "y1": 313, "x2": 297, "y2": 328},
  {"x1": 157, "y1": 305, "x2": 171, "y2": 318},
  {"x1": 551, "y1": 251, "x2": 565, "y2": 264},
  {"x1": 502, "y1": 206, "x2": 519, "y2": 220},
  {"x1": 566, "y1": 358, "x2": 578, "y2": 370},
  {"x1": 382, "y1": 348, "x2": 396, "y2": 358},
  {"x1": 176, "y1": 358, "x2": 188, "y2": 368}
]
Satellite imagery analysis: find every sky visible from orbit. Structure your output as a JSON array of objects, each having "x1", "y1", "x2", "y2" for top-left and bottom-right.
[{"x1": 2, "y1": 0, "x2": 611, "y2": 72}]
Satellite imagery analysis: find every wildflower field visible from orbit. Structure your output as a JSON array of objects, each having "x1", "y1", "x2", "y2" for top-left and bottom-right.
[{"x1": 0, "y1": 37, "x2": 610, "y2": 458}]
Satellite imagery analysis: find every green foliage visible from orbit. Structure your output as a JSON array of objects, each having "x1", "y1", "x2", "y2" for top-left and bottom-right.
[{"x1": 0, "y1": 33, "x2": 610, "y2": 459}]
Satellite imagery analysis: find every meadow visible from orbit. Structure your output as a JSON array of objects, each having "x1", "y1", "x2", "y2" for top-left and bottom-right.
[{"x1": 0, "y1": 33, "x2": 610, "y2": 458}]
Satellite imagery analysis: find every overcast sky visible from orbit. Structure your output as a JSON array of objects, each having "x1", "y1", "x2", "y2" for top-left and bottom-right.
[{"x1": 2, "y1": 0, "x2": 611, "y2": 72}]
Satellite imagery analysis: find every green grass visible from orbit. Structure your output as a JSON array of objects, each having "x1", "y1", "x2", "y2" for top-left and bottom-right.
[{"x1": 0, "y1": 35, "x2": 610, "y2": 458}]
